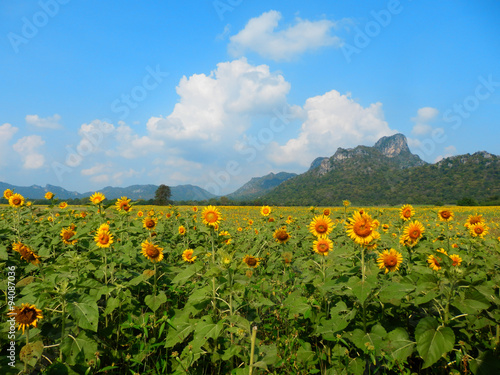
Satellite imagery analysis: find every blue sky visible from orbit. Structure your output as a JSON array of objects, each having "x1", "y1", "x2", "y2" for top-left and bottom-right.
[{"x1": 1, "y1": 0, "x2": 499, "y2": 195}]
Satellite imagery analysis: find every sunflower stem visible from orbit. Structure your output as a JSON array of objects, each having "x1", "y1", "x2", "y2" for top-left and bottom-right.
[
  {"x1": 60, "y1": 301, "x2": 66, "y2": 361},
  {"x1": 24, "y1": 328, "x2": 29, "y2": 373},
  {"x1": 249, "y1": 326, "x2": 258, "y2": 375}
]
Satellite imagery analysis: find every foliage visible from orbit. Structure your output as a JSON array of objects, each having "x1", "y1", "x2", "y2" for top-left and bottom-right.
[
  {"x1": 155, "y1": 184, "x2": 172, "y2": 205},
  {"x1": 1, "y1": 199, "x2": 500, "y2": 374}
]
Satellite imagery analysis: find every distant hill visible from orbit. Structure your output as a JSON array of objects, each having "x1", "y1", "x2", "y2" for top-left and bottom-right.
[
  {"x1": 0, "y1": 182, "x2": 216, "y2": 202},
  {"x1": 227, "y1": 172, "x2": 297, "y2": 201},
  {"x1": 263, "y1": 134, "x2": 500, "y2": 205}
]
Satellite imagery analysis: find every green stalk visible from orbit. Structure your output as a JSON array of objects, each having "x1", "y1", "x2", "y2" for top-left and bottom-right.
[
  {"x1": 249, "y1": 326, "x2": 257, "y2": 375},
  {"x1": 60, "y1": 301, "x2": 66, "y2": 361}
]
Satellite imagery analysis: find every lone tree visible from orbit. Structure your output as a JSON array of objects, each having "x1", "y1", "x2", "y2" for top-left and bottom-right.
[{"x1": 155, "y1": 184, "x2": 172, "y2": 205}]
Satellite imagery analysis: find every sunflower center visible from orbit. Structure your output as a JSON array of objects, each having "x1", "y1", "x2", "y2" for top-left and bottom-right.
[
  {"x1": 403, "y1": 210, "x2": 411, "y2": 218},
  {"x1": 441, "y1": 211, "x2": 451, "y2": 219},
  {"x1": 385, "y1": 256, "x2": 397, "y2": 267},
  {"x1": 410, "y1": 229, "x2": 421, "y2": 239},
  {"x1": 146, "y1": 220, "x2": 155, "y2": 228},
  {"x1": 353, "y1": 220, "x2": 372, "y2": 237},
  {"x1": 13, "y1": 198, "x2": 21, "y2": 205},
  {"x1": 18, "y1": 308, "x2": 37, "y2": 324},
  {"x1": 146, "y1": 246, "x2": 160, "y2": 258},
  {"x1": 316, "y1": 224, "x2": 327, "y2": 234},
  {"x1": 317, "y1": 243, "x2": 329, "y2": 253},
  {"x1": 246, "y1": 257, "x2": 257, "y2": 266},
  {"x1": 474, "y1": 227, "x2": 483, "y2": 234},
  {"x1": 99, "y1": 234, "x2": 109, "y2": 244},
  {"x1": 276, "y1": 231, "x2": 289, "y2": 241},
  {"x1": 206, "y1": 212, "x2": 217, "y2": 222}
]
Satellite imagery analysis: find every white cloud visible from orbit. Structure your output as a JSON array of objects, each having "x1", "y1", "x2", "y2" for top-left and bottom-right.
[
  {"x1": 12, "y1": 135, "x2": 45, "y2": 169},
  {"x1": 81, "y1": 163, "x2": 110, "y2": 176},
  {"x1": 269, "y1": 90, "x2": 396, "y2": 166},
  {"x1": 70, "y1": 120, "x2": 115, "y2": 166},
  {"x1": 434, "y1": 145, "x2": 457, "y2": 163},
  {"x1": 112, "y1": 124, "x2": 164, "y2": 159},
  {"x1": 25, "y1": 114, "x2": 62, "y2": 129},
  {"x1": 147, "y1": 58, "x2": 290, "y2": 142},
  {"x1": 411, "y1": 107, "x2": 439, "y2": 136},
  {"x1": 228, "y1": 10, "x2": 342, "y2": 61},
  {"x1": 0, "y1": 123, "x2": 18, "y2": 140}
]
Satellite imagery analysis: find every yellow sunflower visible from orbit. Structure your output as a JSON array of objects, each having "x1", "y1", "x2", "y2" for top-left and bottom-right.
[
  {"x1": 260, "y1": 205, "x2": 271, "y2": 216},
  {"x1": 464, "y1": 214, "x2": 484, "y2": 228},
  {"x1": 178, "y1": 225, "x2": 186, "y2": 235},
  {"x1": 449, "y1": 254, "x2": 462, "y2": 267},
  {"x1": 343, "y1": 200, "x2": 350, "y2": 207},
  {"x1": 7, "y1": 303, "x2": 43, "y2": 334},
  {"x1": 45, "y1": 191, "x2": 54, "y2": 200},
  {"x1": 201, "y1": 205, "x2": 222, "y2": 226},
  {"x1": 323, "y1": 208, "x2": 331, "y2": 216},
  {"x1": 12, "y1": 242, "x2": 41, "y2": 265},
  {"x1": 399, "y1": 204, "x2": 415, "y2": 221},
  {"x1": 469, "y1": 222, "x2": 489, "y2": 238},
  {"x1": 309, "y1": 215, "x2": 334, "y2": 237},
  {"x1": 9, "y1": 193, "x2": 25, "y2": 207},
  {"x1": 192, "y1": 206, "x2": 198, "y2": 212},
  {"x1": 59, "y1": 202, "x2": 68, "y2": 209},
  {"x1": 313, "y1": 236, "x2": 333, "y2": 256},
  {"x1": 345, "y1": 211, "x2": 376, "y2": 246},
  {"x1": 141, "y1": 240, "x2": 164, "y2": 262},
  {"x1": 3, "y1": 189, "x2": 13, "y2": 200},
  {"x1": 243, "y1": 255, "x2": 260, "y2": 268},
  {"x1": 143, "y1": 217, "x2": 158, "y2": 230},
  {"x1": 60, "y1": 226, "x2": 77, "y2": 245},
  {"x1": 115, "y1": 197, "x2": 131, "y2": 212},
  {"x1": 401, "y1": 220, "x2": 425, "y2": 247},
  {"x1": 182, "y1": 249, "x2": 197, "y2": 263},
  {"x1": 438, "y1": 209, "x2": 454, "y2": 222},
  {"x1": 94, "y1": 230, "x2": 113, "y2": 248},
  {"x1": 377, "y1": 249, "x2": 403, "y2": 274},
  {"x1": 89, "y1": 192, "x2": 105, "y2": 204},
  {"x1": 427, "y1": 254, "x2": 444, "y2": 271},
  {"x1": 273, "y1": 227, "x2": 291, "y2": 244}
]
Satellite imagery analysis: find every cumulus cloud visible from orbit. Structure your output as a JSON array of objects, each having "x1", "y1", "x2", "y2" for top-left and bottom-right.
[
  {"x1": 81, "y1": 163, "x2": 111, "y2": 176},
  {"x1": 268, "y1": 90, "x2": 396, "y2": 166},
  {"x1": 13, "y1": 135, "x2": 45, "y2": 169},
  {"x1": 411, "y1": 107, "x2": 439, "y2": 136},
  {"x1": 0, "y1": 123, "x2": 19, "y2": 165},
  {"x1": 25, "y1": 114, "x2": 62, "y2": 129},
  {"x1": 228, "y1": 10, "x2": 342, "y2": 61},
  {"x1": 112, "y1": 123, "x2": 164, "y2": 159},
  {"x1": 146, "y1": 58, "x2": 290, "y2": 142}
]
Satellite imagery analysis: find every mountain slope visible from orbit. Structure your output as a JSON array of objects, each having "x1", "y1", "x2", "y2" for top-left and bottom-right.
[
  {"x1": 264, "y1": 134, "x2": 499, "y2": 205},
  {"x1": 227, "y1": 172, "x2": 297, "y2": 201}
]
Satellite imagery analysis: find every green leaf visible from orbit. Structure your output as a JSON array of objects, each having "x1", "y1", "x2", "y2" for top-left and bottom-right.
[
  {"x1": 378, "y1": 283, "x2": 415, "y2": 305},
  {"x1": 385, "y1": 327, "x2": 415, "y2": 362},
  {"x1": 61, "y1": 331, "x2": 98, "y2": 366},
  {"x1": 165, "y1": 320, "x2": 195, "y2": 348},
  {"x1": 171, "y1": 263, "x2": 202, "y2": 286},
  {"x1": 348, "y1": 276, "x2": 373, "y2": 304},
  {"x1": 69, "y1": 297, "x2": 99, "y2": 332},
  {"x1": 144, "y1": 291, "x2": 167, "y2": 312},
  {"x1": 296, "y1": 342, "x2": 317, "y2": 365},
  {"x1": 104, "y1": 296, "x2": 121, "y2": 316},
  {"x1": 283, "y1": 290, "x2": 311, "y2": 318},
  {"x1": 19, "y1": 340, "x2": 44, "y2": 367},
  {"x1": 415, "y1": 317, "x2": 455, "y2": 369}
]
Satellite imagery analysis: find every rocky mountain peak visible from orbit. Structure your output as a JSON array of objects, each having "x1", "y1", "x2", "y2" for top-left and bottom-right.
[{"x1": 374, "y1": 133, "x2": 411, "y2": 158}]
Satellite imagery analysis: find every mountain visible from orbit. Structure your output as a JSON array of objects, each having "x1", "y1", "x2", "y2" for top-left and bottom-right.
[
  {"x1": 0, "y1": 182, "x2": 216, "y2": 202},
  {"x1": 227, "y1": 172, "x2": 297, "y2": 201},
  {"x1": 263, "y1": 134, "x2": 500, "y2": 205}
]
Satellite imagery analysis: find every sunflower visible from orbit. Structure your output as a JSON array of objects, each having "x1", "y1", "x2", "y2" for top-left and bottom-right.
[
  {"x1": 202, "y1": 206, "x2": 221, "y2": 226},
  {"x1": 260, "y1": 206, "x2": 271, "y2": 216},
  {"x1": 345, "y1": 211, "x2": 376, "y2": 246},
  {"x1": 98, "y1": 223, "x2": 110, "y2": 232},
  {"x1": 427, "y1": 254, "x2": 444, "y2": 271},
  {"x1": 89, "y1": 192, "x2": 105, "y2": 204},
  {"x1": 377, "y1": 249, "x2": 403, "y2": 274},
  {"x1": 401, "y1": 220, "x2": 425, "y2": 247},
  {"x1": 313, "y1": 236, "x2": 333, "y2": 256},
  {"x1": 399, "y1": 204, "x2": 415, "y2": 221},
  {"x1": 60, "y1": 226, "x2": 77, "y2": 245},
  {"x1": 243, "y1": 255, "x2": 260, "y2": 268},
  {"x1": 143, "y1": 217, "x2": 158, "y2": 230},
  {"x1": 343, "y1": 200, "x2": 350, "y2": 207},
  {"x1": 45, "y1": 191, "x2": 54, "y2": 200},
  {"x1": 449, "y1": 254, "x2": 462, "y2": 267},
  {"x1": 7, "y1": 303, "x2": 43, "y2": 334},
  {"x1": 94, "y1": 230, "x2": 113, "y2": 248},
  {"x1": 182, "y1": 249, "x2": 197, "y2": 263},
  {"x1": 115, "y1": 197, "x2": 131, "y2": 212},
  {"x1": 59, "y1": 202, "x2": 68, "y2": 209},
  {"x1": 323, "y1": 208, "x2": 331, "y2": 216},
  {"x1": 80, "y1": 211, "x2": 87, "y2": 218},
  {"x1": 309, "y1": 215, "x2": 334, "y2": 237},
  {"x1": 464, "y1": 214, "x2": 484, "y2": 228},
  {"x1": 382, "y1": 224, "x2": 390, "y2": 232},
  {"x1": 192, "y1": 206, "x2": 198, "y2": 212},
  {"x1": 438, "y1": 209, "x2": 454, "y2": 222},
  {"x1": 273, "y1": 227, "x2": 291, "y2": 244},
  {"x1": 9, "y1": 193, "x2": 25, "y2": 207},
  {"x1": 141, "y1": 240, "x2": 164, "y2": 262},
  {"x1": 469, "y1": 222, "x2": 489, "y2": 238},
  {"x1": 12, "y1": 242, "x2": 41, "y2": 265},
  {"x1": 3, "y1": 189, "x2": 13, "y2": 200}
]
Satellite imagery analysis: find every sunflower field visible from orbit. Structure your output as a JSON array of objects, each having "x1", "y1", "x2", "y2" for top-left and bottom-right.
[{"x1": 1, "y1": 190, "x2": 500, "y2": 374}]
